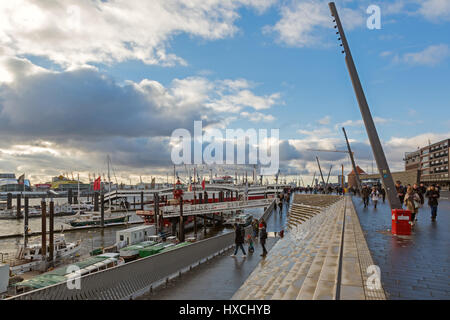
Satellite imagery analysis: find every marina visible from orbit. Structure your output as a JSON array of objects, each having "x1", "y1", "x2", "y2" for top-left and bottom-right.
[{"x1": 0, "y1": 0, "x2": 449, "y2": 306}]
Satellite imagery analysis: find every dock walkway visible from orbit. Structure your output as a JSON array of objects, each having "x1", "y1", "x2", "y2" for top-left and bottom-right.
[{"x1": 138, "y1": 201, "x2": 289, "y2": 300}]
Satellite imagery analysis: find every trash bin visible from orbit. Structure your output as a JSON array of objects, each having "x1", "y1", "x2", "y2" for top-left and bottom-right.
[{"x1": 391, "y1": 209, "x2": 411, "y2": 235}]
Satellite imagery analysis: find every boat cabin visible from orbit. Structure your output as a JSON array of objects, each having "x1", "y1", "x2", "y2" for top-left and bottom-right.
[{"x1": 116, "y1": 224, "x2": 156, "y2": 246}]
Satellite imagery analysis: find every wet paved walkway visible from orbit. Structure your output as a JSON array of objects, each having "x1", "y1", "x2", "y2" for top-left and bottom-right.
[
  {"x1": 138, "y1": 201, "x2": 290, "y2": 300},
  {"x1": 352, "y1": 196, "x2": 450, "y2": 300}
]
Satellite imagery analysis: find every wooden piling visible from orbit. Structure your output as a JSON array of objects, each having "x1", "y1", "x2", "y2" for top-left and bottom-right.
[
  {"x1": 179, "y1": 197, "x2": 184, "y2": 242},
  {"x1": 24, "y1": 197, "x2": 29, "y2": 247},
  {"x1": 7, "y1": 193, "x2": 12, "y2": 210},
  {"x1": 94, "y1": 192, "x2": 99, "y2": 212},
  {"x1": 41, "y1": 199, "x2": 47, "y2": 259},
  {"x1": 68, "y1": 189, "x2": 73, "y2": 205},
  {"x1": 49, "y1": 200, "x2": 54, "y2": 264},
  {"x1": 16, "y1": 193, "x2": 21, "y2": 218},
  {"x1": 100, "y1": 194, "x2": 105, "y2": 228}
]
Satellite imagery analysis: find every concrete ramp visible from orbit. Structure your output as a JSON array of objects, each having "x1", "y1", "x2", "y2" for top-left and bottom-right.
[{"x1": 232, "y1": 194, "x2": 386, "y2": 300}]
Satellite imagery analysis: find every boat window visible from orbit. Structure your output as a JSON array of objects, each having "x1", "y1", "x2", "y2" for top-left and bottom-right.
[{"x1": 120, "y1": 235, "x2": 124, "y2": 241}]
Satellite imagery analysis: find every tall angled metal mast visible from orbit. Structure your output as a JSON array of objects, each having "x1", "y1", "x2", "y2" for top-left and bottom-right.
[
  {"x1": 329, "y1": 2, "x2": 401, "y2": 210},
  {"x1": 342, "y1": 127, "x2": 362, "y2": 194},
  {"x1": 326, "y1": 165, "x2": 333, "y2": 186},
  {"x1": 316, "y1": 157, "x2": 326, "y2": 186}
]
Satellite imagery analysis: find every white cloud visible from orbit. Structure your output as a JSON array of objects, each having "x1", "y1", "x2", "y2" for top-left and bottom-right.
[
  {"x1": 403, "y1": 44, "x2": 450, "y2": 66},
  {"x1": 418, "y1": 0, "x2": 450, "y2": 21},
  {"x1": 240, "y1": 111, "x2": 275, "y2": 122},
  {"x1": 264, "y1": 0, "x2": 364, "y2": 47},
  {"x1": 318, "y1": 115, "x2": 331, "y2": 125},
  {"x1": 0, "y1": 0, "x2": 276, "y2": 68}
]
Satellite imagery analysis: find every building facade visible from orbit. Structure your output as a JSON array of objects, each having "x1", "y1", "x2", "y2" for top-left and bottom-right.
[{"x1": 405, "y1": 139, "x2": 449, "y2": 188}]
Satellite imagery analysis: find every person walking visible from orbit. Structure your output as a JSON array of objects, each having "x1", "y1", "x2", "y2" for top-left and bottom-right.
[
  {"x1": 361, "y1": 185, "x2": 370, "y2": 208},
  {"x1": 252, "y1": 219, "x2": 259, "y2": 238},
  {"x1": 380, "y1": 188, "x2": 386, "y2": 203},
  {"x1": 418, "y1": 183, "x2": 427, "y2": 206},
  {"x1": 425, "y1": 185, "x2": 440, "y2": 222},
  {"x1": 413, "y1": 183, "x2": 424, "y2": 221},
  {"x1": 247, "y1": 234, "x2": 255, "y2": 254},
  {"x1": 395, "y1": 181, "x2": 405, "y2": 207},
  {"x1": 370, "y1": 187, "x2": 380, "y2": 209},
  {"x1": 259, "y1": 220, "x2": 268, "y2": 257},
  {"x1": 231, "y1": 223, "x2": 246, "y2": 257},
  {"x1": 404, "y1": 186, "x2": 421, "y2": 226}
]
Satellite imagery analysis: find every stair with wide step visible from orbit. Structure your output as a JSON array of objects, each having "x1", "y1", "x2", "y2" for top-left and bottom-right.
[{"x1": 232, "y1": 194, "x2": 386, "y2": 300}]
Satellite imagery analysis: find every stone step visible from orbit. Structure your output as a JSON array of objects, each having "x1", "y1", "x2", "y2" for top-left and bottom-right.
[
  {"x1": 283, "y1": 206, "x2": 341, "y2": 299},
  {"x1": 295, "y1": 204, "x2": 343, "y2": 299}
]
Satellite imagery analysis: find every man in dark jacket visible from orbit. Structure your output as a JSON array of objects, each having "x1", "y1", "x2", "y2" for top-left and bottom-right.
[
  {"x1": 413, "y1": 183, "x2": 424, "y2": 206},
  {"x1": 380, "y1": 188, "x2": 386, "y2": 203},
  {"x1": 418, "y1": 183, "x2": 427, "y2": 204},
  {"x1": 231, "y1": 223, "x2": 246, "y2": 257},
  {"x1": 260, "y1": 220, "x2": 268, "y2": 257},
  {"x1": 395, "y1": 181, "x2": 405, "y2": 206},
  {"x1": 425, "y1": 185, "x2": 440, "y2": 221},
  {"x1": 361, "y1": 185, "x2": 370, "y2": 208}
]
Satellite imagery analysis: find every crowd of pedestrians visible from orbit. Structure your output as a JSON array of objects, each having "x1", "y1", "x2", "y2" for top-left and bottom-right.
[{"x1": 357, "y1": 180, "x2": 441, "y2": 225}]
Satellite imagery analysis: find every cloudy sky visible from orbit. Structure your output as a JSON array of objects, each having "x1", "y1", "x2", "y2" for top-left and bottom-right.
[{"x1": 0, "y1": 0, "x2": 449, "y2": 185}]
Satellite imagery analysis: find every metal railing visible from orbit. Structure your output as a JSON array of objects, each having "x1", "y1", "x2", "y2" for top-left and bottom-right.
[
  {"x1": 8, "y1": 232, "x2": 236, "y2": 300},
  {"x1": 8, "y1": 199, "x2": 275, "y2": 300}
]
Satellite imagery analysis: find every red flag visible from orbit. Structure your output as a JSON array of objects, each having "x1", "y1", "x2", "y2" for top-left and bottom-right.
[
  {"x1": 94, "y1": 176, "x2": 101, "y2": 191},
  {"x1": 201, "y1": 179, "x2": 205, "y2": 190}
]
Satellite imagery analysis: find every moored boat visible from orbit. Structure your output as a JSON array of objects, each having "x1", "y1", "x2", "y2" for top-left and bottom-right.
[{"x1": 8, "y1": 235, "x2": 82, "y2": 275}]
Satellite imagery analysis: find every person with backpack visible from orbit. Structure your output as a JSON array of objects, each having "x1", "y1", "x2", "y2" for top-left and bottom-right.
[
  {"x1": 425, "y1": 185, "x2": 440, "y2": 222},
  {"x1": 404, "y1": 186, "x2": 421, "y2": 226},
  {"x1": 231, "y1": 223, "x2": 246, "y2": 257},
  {"x1": 259, "y1": 220, "x2": 268, "y2": 257}
]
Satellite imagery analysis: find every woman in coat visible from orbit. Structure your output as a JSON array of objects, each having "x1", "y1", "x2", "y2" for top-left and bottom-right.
[
  {"x1": 231, "y1": 223, "x2": 246, "y2": 257},
  {"x1": 404, "y1": 186, "x2": 421, "y2": 226}
]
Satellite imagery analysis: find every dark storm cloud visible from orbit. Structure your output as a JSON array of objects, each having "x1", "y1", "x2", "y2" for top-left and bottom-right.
[{"x1": 0, "y1": 67, "x2": 218, "y2": 141}]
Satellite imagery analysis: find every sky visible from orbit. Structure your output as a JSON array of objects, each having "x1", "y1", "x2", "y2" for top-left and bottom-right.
[{"x1": 0, "y1": 0, "x2": 449, "y2": 185}]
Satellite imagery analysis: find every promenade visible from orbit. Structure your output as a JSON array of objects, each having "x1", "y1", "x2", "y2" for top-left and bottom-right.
[{"x1": 352, "y1": 195, "x2": 450, "y2": 299}]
